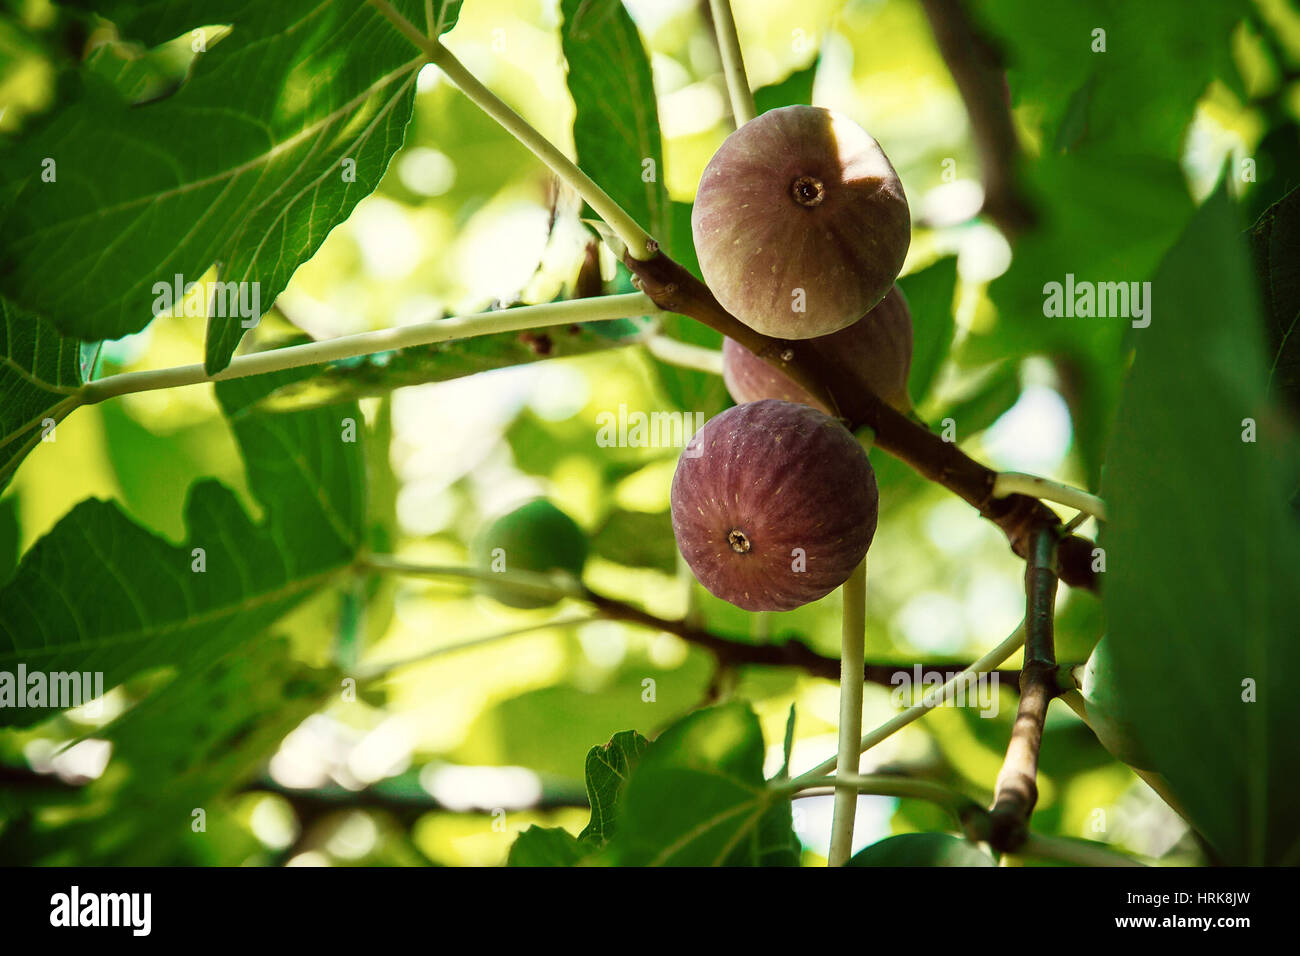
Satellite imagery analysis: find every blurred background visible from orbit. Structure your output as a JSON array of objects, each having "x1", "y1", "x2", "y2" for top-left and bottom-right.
[{"x1": 1, "y1": 0, "x2": 1295, "y2": 865}]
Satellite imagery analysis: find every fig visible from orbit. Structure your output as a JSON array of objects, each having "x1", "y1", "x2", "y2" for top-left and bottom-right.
[
  {"x1": 472, "y1": 499, "x2": 588, "y2": 609},
  {"x1": 670, "y1": 399, "x2": 878, "y2": 612},
  {"x1": 722, "y1": 285, "x2": 914, "y2": 413},
  {"x1": 1080, "y1": 635, "x2": 1156, "y2": 771},
  {"x1": 691, "y1": 105, "x2": 910, "y2": 339}
]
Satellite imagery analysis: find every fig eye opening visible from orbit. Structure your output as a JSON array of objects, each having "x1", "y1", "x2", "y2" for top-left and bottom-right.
[
  {"x1": 727, "y1": 529, "x2": 752, "y2": 553},
  {"x1": 790, "y1": 175, "x2": 826, "y2": 208}
]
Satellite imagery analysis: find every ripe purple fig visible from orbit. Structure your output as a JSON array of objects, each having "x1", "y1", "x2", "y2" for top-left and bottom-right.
[
  {"x1": 670, "y1": 399, "x2": 878, "y2": 612},
  {"x1": 692, "y1": 105, "x2": 910, "y2": 339},
  {"x1": 722, "y1": 285, "x2": 914, "y2": 414}
]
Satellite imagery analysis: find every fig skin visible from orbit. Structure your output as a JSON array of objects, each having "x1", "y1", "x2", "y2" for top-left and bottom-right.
[
  {"x1": 691, "y1": 105, "x2": 910, "y2": 339},
  {"x1": 472, "y1": 499, "x2": 588, "y2": 609},
  {"x1": 670, "y1": 399, "x2": 879, "y2": 612},
  {"x1": 722, "y1": 285, "x2": 914, "y2": 413}
]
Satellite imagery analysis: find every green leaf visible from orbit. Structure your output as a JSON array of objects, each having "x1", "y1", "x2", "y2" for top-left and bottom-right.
[
  {"x1": 0, "y1": 298, "x2": 86, "y2": 492},
  {"x1": 848, "y1": 833, "x2": 995, "y2": 867},
  {"x1": 0, "y1": 393, "x2": 365, "y2": 728},
  {"x1": 1248, "y1": 184, "x2": 1300, "y2": 417},
  {"x1": 507, "y1": 826, "x2": 590, "y2": 867},
  {"x1": 0, "y1": 494, "x2": 18, "y2": 584},
  {"x1": 898, "y1": 257, "x2": 957, "y2": 406},
  {"x1": 979, "y1": 0, "x2": 1246, "y2": 161},
  {"x1": 977, "y1": 0, "x2": 1246, "y2": 482},
  {"x1": 505, "y1": 728, "x2": 649, "y2": 866},
  {"x1": 458, "y1": 656, "x2": 713, "y2": 779},
  {"x1": 0, "y1": 0, "x2": 459, "y2": 373},
  {"x1": 590, "y1": 509, "x2": 676, "y2": 573},
  {"x1": 579, "y1": 729, "x2": 650, "y2": 845},
  {"x1": 64, "y1": 637, "x2": 335, "y2": 865},
  {"x1": 560, "y1": 0, "x2": 669, "y2": 244},
  {"x1": 933, "y1": 362, "x2": 1020, "y2": 439},
  {"x1": 753, "y1": 56, "x2": 818, "y2": 114},
  {"x1": 1100, "y1": 185, "x2": 1300, "y2": 865},
  {"x1": 609, "y1": 702, "x2": 795, "y2": 866}
]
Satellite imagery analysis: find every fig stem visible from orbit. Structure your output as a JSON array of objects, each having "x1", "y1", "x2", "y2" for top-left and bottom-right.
[
  {"x1": 356, "y1": 614, "x2": 602, "y2": 680},
  {"x1": 645, "y1": 336, "x2": 725, "y2": 375},
  {"x1": 993, "y1": 472, "x2": 1108, "y2": 522},
  {"x1": 368, "y1": 0, "x2": 658, "y2": 259},
  {"x1": 828, "y1": 560, "x2": 867, "y2": 867},
  {"x1": 77, "y1": 293, "x2": 661, "y2": 405},
  {"x1": 790, "y1": 621, "x2": 1027, "y2": 787},
  {"x1": 708, "y1": 0, "x2": 757, "y2": 126}
]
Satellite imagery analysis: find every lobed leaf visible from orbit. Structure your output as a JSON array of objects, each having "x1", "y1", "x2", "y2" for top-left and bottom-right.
[
  {"x1": 0, "y1": 388, "x2": 366, "y2": 728},
  {"x1": 0, "y1": 0, "x2": 460, "y2": 373}
]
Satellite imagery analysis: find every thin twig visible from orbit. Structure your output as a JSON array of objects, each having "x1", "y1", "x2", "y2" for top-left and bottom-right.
[
  {"x1": 790, "y1": 623, "x2": 1026, "y2": 786},
  {"x1": 368, "y1": 0, "x2": 657, "y2": 258},
  {"x1": 645, "y1": 335, "x2": 724, "y2": 374},
  {"x1": 79, "y1": 294, "x2": 661, "y2": 404},
  {"x1": 919, "y1": 0, "x2": 1035, "y2": 238},
  {"x1": 993, "y1": 472, "x2": 1108, "y2": 522},
  {"x1": 988, "y1": 524, "x2": 1060, "y2": 852},
  {"x1": 708, "y1": 0, "x2": 757, "y2": 126},
  {"x1": 786, "y1": 773, "x2": 986, "y2": 836},
  {"x1": 828, "y1": 560, "x2": 867, "y2": 867},
  {"x1": 358, "y1": 615, "x2": 602, "y2": 679},
  {"x1": 365, "y1": 554, "x2": 1021, "y2": 689}
]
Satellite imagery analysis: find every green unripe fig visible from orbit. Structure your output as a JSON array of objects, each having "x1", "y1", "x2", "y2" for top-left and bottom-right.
[
  {"x1": 721, "y1": 285, "x2": 914, "y2": 413},
  {"x1": 692, "y1": 105, "x2": 910, "y2": 340},
  {"x1": 472, "y1": 499, "x2": 588, "y2": 609},
  {"x1": 1080, "y1": 635, "x2": 1156, "y2": 771}
]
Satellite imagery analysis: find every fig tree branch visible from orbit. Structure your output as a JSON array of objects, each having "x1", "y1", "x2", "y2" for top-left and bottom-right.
[
  {"x1": 987, "y1": 524, "x2": 1060, "y2": 852},
  {"x1": 368, "y1": 0, "x2": 657, "y2": 259},
  {"x1": 242, "y1": 776, "x2": 590, "y2": 824},
  {"x1": 919, "y1": 0, "x2": 1036, "y2": 238},
  {"x1": 362, "y1": 554, "x2": 1024, "y2": 690},
  {"x1": 76, "y1": 293, "x2": 661, "y2": 404},
  {"x1": 622, "y1": 250, "x2": 1101, "y2": 592},
  {"x1": 707, "y1": 0, "x2": 757, "y2": 126}
]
